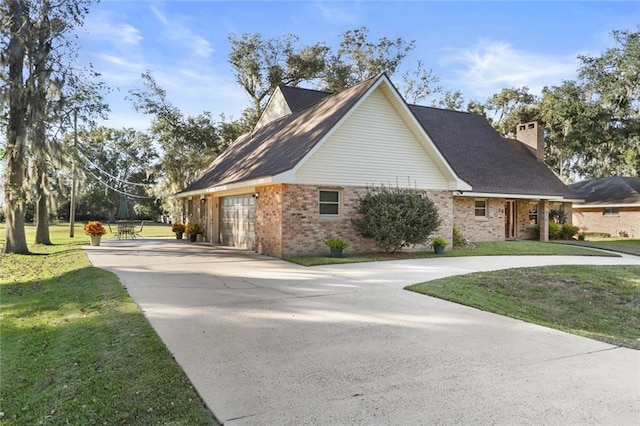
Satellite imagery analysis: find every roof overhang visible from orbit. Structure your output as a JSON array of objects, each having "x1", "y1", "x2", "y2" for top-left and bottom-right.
[
  {"x1": 176, "y1": 176, "x2": 274, "y2": 198},
  {"x1": 456, "y1": 191, "x2": 579, "y2": 202},
  {"x1": 573, "y1": 202, "x2": 639, "y2": 208}
]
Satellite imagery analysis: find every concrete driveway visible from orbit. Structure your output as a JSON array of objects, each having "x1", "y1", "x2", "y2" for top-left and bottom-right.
[{"x1": 85, "y1": 239, "x2": 640, "y2": 425}]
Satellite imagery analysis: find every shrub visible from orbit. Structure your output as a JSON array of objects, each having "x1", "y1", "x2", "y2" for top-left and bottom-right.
[
  {"x1": 533, "y1": 221, "x2": 580, "y2": 240},
  {"x1": 452, "y1": 225, "x2": 465, "y2": 248},
  {"x1": 430, "y1": 236, "x2": 448, "y2": 247},
  {"x1": 323, "y1": 236, "x2": 348, "y2": 249},
  {"x1": 172, "y1": 222, "x2": 186, "y2": 233},
  {"x1": 352, "y1": 185, "x2": 441, "y2": 253},
  {"x1": 549, "y1": 221, "x2": 563, "y2": 239},
  {"x1": 185, "y1": 222, "x2": 203, "y2": 235},
  {"x1": 560, "y1": 223, "x2": 580, "y2": 240}
]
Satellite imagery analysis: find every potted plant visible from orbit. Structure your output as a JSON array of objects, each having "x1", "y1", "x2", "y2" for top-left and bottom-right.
[
  {"x1": 430, "y1": 236, "x2": 448, "y2": 254},
  {"x1": 84, "y1": 221, "x2": 107, "y2": 246},
  {"x1": 323, "y1": 236, "x2": 348, "y2": 257},
  {"x1": 172, "y1": 222, "x2": 186, "y2": 240},
  {"x1": 185, "y1": 222, "x2": 203, "y2": 242}
]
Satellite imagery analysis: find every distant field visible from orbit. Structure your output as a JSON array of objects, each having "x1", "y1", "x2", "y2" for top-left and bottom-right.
[{"x1": 0, "y1": 221, "x2": 174, "y2": 247}]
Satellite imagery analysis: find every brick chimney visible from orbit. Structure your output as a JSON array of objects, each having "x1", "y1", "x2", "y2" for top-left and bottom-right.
[{"x1": 516, "y1": 121, "x2": 544, "y2": 161}]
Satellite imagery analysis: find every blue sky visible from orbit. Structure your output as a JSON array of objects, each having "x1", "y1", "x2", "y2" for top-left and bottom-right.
[{"x1": 78, "y1": 1, "x2": 640, "y2": 131}]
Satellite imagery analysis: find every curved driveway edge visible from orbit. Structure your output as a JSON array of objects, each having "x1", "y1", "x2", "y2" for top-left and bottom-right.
[{"x1": 85, "y1": 239, "x2": 640, "y2": 425}]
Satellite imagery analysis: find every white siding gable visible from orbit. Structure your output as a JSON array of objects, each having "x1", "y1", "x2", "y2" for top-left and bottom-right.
[
  {"x1": 295, "y1": 86, "x2": 453, "y2": 189},
  {"x1": 255, "y1": 87, "x2": 291, "y2": 130}
]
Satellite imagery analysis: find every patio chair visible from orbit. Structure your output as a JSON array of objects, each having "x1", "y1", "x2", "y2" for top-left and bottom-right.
[{"x1": 135, "y1": 221, "x2": 145, "y2": 237}]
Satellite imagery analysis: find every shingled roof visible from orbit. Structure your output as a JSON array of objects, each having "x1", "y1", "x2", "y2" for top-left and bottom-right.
[
  {"x1": 181, "y1": 76, "x2": 378, "y2": 193},
  {"x1": 408, "y1": 105, "x2": 577, "y2": 198},
  {"x1": 182, "y1": 75, "x2": 577, "y2": 200},
  {"x1": 569, "y1": 176, "x2": 640, "y2": 205},
  {"x1": 278, "y1": 85, "x2": 331, "y2": 113}
]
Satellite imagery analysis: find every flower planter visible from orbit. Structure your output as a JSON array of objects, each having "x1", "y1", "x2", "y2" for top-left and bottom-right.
[
  {"x1": 189, "y1": 234, "x2": 197, "y2": 242},
  {"x1": 433, "y1": 245, "x2": 445, "y2": 254},
  {"x1": 176, "y1": 232, "x2": 183, "y2": 240},
  {"x1": 90, "y1": 234, "x2": 102, "y2": 246},
  {"x1": 330, "y1": 248, "x2": 344, "y2": 257}
]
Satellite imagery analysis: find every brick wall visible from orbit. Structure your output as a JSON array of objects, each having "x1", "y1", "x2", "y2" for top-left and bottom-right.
[
  {"x1": 573, "y1": 207, "x2": 640, "y2": 238},
  {"x1": 453, "y1": 197, "x2": 506, "y2": 241},
  {"x1": 255, "y1": 184, "x2": 453, "y2": 257},
  {"x1": 255, "y1": 184, "x2": 284, "y2": 256}
]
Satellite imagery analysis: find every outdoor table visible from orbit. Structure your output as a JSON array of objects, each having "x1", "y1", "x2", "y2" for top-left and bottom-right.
[{"x1": 117, "y1": 222, "x2": 136, "y2": 239}]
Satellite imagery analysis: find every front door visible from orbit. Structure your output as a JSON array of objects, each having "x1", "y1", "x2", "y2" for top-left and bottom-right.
[{"x1": 505, "y1": 201, "x2": 516, "y2": 239}]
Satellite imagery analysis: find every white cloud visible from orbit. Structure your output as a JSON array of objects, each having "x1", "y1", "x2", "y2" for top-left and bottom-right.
[
  {"x1": 149, "y1": 4, "x2": 214, "y2": 58},
  {"x1": 85, "y1": 13, "x2": 143, "y2": 46},
  {"x1": 441, "y1": 39, "x2": 579, "y2": 98},
  {"x1": 313, "y1": 0, "x2": 357, "y2": 25}
]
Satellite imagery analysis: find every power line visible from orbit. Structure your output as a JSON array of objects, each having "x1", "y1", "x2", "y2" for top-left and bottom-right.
[
  {"x1": 82, "y1": 165, "x2": 156, "y2": 200},
  {"x1": 76, "y1": 147, "x2": 154, "y2": 188}
]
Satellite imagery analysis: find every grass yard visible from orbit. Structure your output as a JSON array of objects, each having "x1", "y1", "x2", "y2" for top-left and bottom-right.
[
  {"x1": 406, "y1": 265, "x2": 640, "y2": 350},
  {"x1": 286, "y1": 240, "x2": 619, "y2": 266},
  {"x1": 0, "y1": 223, "x2": 217, "y2": 425},
  {"x1": 557, "y1": 238, "x2": 640, "y2": 257}
]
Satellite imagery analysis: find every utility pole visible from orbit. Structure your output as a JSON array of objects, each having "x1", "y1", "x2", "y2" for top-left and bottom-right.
[{"x1": 69, "y1": 110, "x2": 77, "y2": 237}]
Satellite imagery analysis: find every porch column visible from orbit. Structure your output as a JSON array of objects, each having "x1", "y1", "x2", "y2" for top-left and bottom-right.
[{"x1": 538, "y1": 199, "x2": 549, "y2": 242}]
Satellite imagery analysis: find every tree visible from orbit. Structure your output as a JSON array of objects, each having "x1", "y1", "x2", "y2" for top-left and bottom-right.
[
  {"x1": 433, "y1": 89, "x2": 465, "y2": 111},
  {"x1": 76, "y1": 127, "x2": 158, "y2": 220},
  {"x1": 577, "y1": 28, "x2": 640, "y2": 177},
  {"x1": 484, "y1": 87, "x2": 538, "y2": 137},
  {"x1": 1, "y1": 0, "x2": 100, "y2": 251},
  {"x1": 129, "y1": 72, "x2": 237, "y2": 218},
  {"x1": 1, "y1": 0, "x2": 29, "y2": 254},
  {"x1": 400, "y1": 60, "x2": 442, "y2": 104},
  {"x1": 322, "y1": 26, "x2": 417, "y2": 92},
  {"x1": 227, "y1": 33, "x2": 328, "y2": 119},
  {"x1": 539, "y1": 81, "x2": 592, "y2": 180},
  {"x1": 352, "y1": 185, "x2": 441, "y2": 253}
]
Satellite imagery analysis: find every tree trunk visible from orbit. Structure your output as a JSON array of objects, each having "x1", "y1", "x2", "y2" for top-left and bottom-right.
[
  {"x1": 34, "y1": 169, "x2": 52, "y2": 245},
  {"x1": 4, "y1": 0, "x2": 30, "y2": 254},
  {"x1": 32, "y1": 2, "x2": 52, "y2": 246}
]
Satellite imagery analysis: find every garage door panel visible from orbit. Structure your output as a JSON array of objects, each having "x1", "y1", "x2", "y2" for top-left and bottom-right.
[{"x1": 221, "y1": 195, "x2": 255, "y2": 250}]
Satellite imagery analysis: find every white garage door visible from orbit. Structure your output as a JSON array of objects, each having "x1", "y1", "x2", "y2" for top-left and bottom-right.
[{"x1": 220, "y1": 195, "x2": 255, "y2": 250}]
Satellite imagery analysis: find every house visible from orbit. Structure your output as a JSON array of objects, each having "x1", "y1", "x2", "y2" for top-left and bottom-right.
[
  {"x1": 569, "y1": 176, "x2": 640, "y2": 238},
  {"x1": 177, "y1": 74, "x2": 577, "y2": 257}
]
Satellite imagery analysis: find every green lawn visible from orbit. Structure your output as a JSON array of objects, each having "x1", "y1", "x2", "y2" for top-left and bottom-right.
[
  {"x1": 557, "y1": 238, "x2": 640, "y2": 257},
  {"x1": 286, "y1": 240, "x2": 619, "y2": 266},
  {"x1": 406, "y1": 265, "x2": 640, "y2": 349},
  {"x1": 0, "y1": 223, "x2": 217, "y2": 425}
]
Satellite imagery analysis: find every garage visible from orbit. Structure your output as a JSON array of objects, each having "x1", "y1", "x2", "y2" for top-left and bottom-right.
[{"x1": 220, "y1": 195, "x2": 255, "y2": 250}]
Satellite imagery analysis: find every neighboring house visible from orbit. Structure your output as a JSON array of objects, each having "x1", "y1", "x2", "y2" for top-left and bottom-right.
[
  {"x1": 177, "y1": 74, "x2": 577, "y2": 257},
  {"x1": 570, "y1": 176, "x2": 640, "y2": 238}
]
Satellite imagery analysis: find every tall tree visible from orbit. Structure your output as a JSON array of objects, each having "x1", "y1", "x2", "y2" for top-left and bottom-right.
[
  {"x1": 1, "y1": 0, "x2": 29, "y2": 254},
  {"x1": 322, "y1": 26, "x2": 416, "y2": 92},
  {"x1": 484, "y1": 87, "x2": 538, "y2": 137},
  {"x1": 1, "y1": 0, "x2": 99, "y2": 251},
  {"x1": 577, "y1": 28, "x2": 640, "y2": 177},
  {"x1": 129, "y1": 72, "x2": 238, "y2": 217},
  {"x1": 227, "y1": 33, "x2": 328, "y2": 120},
  {"x1": 399, "y1": 60, "x2": 442, "y2": 104},
  {"x1": 77, "y1": 127, "x2": 158, "y2": 220},
  {"x1": 539, "y1": 81, "x2": 593, "y2": 180}
]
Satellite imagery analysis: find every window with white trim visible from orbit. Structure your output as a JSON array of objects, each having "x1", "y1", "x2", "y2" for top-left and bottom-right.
[
  {"x1": 474, "y1": 199, "x2": 488, "y2": 217},
  {"x1": 319, "y1": 190, "x2": 340, "y2": 216}
]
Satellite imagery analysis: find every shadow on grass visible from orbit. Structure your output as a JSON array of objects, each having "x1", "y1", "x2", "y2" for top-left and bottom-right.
[{"x1": 1, "y1": 264, "x2": 218, "y2": 425}]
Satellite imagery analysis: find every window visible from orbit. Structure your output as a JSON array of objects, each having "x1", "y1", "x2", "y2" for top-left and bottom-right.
[
  {"x1": 474, "y1": 199, "x2": 488, "y2": 217},
  {"x1": 603, "y1": 207, "x2": 619, "y2": 216},
  {"x1": 529, "y1": 203, "x2": 538, "y2": 225},
  {"x1": 319, "y1": 190, "x2": 340, "y2": 216}
]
